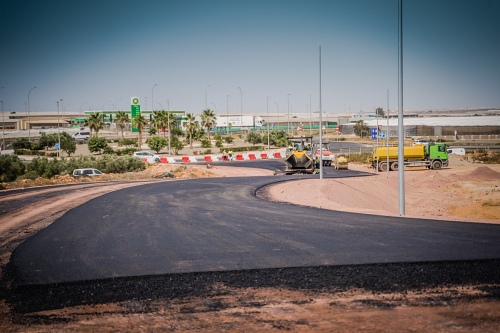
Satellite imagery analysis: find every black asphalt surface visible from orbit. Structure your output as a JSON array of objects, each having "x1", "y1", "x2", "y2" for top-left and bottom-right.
[{"x1": 9, "y1": 165, "x2": 500, "y2": 287}]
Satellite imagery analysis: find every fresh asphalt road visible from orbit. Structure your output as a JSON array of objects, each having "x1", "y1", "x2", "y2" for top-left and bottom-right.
[{"x1": 11, "y1": 165, "x2": 500, "y2": 286}]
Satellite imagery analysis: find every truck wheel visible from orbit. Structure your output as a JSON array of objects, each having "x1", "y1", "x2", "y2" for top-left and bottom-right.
[
  {"x1": 390, "y1": 162, "x2": 399, "y2": 171},
  {"x1": 379, "y1": 162, "x2": 388, "y2": 172},
  {"x1": 432, "y1": 160, "x2": 442, "y2": 170}
]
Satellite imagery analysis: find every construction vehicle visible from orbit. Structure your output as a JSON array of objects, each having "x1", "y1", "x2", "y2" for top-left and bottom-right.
[
  {"x1": 371, "y1": 142, "x2": 449, "y2": 172},
  {"x1": 313, "y1": 142, "x2": 334, "y2": 166},
  {"x1": 334, "y1": 154, "x2": 349, "y2": 170},
  {"x1": 285, "y1": 136, "x2": 315, "y2": 175}
]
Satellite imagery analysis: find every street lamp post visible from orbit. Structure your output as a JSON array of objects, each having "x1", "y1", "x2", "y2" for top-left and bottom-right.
[
  {"x1": 205, "y1": 84, "x2": 211, "y2": 109},
  {"x1": 56, "y1": 100, "x2": 61, "y2": 158},
  {"x1": 226, "y1": 95, "x2": 230, "y2": 136},
  {"x1": 152, "y1": 84, "x2": 157, "y2": 112},
  {"x1": 28, "y1": 86, "x2": 37, "y2": 142},
  {"x1": 287, "y1": 94, "x2": 291, "y2": 136},
  {"x1": 1, "y1": 100, "x2": 4, "y2": 151},
  {"x1": 274, "y1": 102, "x2": 279, "y2": 129},
  {"x1": 267, "y1": 96, "x2": 270, "y2": 151},
  {"x1": 238, "y1": 86, "x2": 242, "y2": 130}
]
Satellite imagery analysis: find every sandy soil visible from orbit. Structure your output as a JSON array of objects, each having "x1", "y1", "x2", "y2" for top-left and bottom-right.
[
  {"x1": 263, "y1": 154, "x2": 500, "y2": 224},
  {"x1": 1, "y1": 155, "x2": 499, "y2": 332}
]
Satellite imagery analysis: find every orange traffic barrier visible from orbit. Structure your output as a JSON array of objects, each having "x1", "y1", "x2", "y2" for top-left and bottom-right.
[
  {"x1": 204, "y1": 156, "x2": 213, "y2": 162},
  {"x1": 182, "y1": 156, "x2": 190, "y2": 163},
  {"x1": 160, "y1": 157, "x2": 168, "y2": 163},
  {"x1": 248, "y1": 154, "x2": 256, "y2": 160},
  {"x1": 274, "y1": 152, "x2": 282, "y2": 158},
  {"x1": 261, "y1": 153, "x2": 268, "y2": 159},
  {"x1": 236, "y1": 154, "x2": 244, "y2": 160}
]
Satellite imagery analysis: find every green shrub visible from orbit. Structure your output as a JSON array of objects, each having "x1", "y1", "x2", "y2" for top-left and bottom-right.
[
  {"x1": 12, "y1": 138, "x2": 32, "y2": 150},
  {"x1": 0, "y1": 155, "x2": 26, "y2": 182},
  {"x1": 147, "y1": 136, "x2": 168, "y2": 153},
  {"x1": 88, "y1": 137, "x2": 109, "y2": 154},
  {"x1": 201, "y1": 139, "x2": 211, "y2": 148},
  {"x1": 224, "y1": 136, "x2": 234, "y2": 144},
  {"x1": 215, "y1": 139, "x2": 223, "y2": 148},
  {"x1": 118, "y1": 138, "x2": 138, "y2": 147}
]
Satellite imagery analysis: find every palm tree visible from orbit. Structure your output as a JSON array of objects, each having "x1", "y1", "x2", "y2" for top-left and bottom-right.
[
  {"x1": 84, "y1": 113, "x2": 105, "y2": 137},
  {"x1": 184, "y1": 113, "x2": 198, "y2": 149},
  {"x1": 115, "y1": 111, "x2": 129, "y2": 140},
  {"x1": 132, "y1": 114, "x2": 149, "y2": 150},
  {"x1": 152, "y1": 110, "x2": 168, "y2": 136},
  {"x1": 200, "y1": 109, "x2": 216, "y2": 141}
]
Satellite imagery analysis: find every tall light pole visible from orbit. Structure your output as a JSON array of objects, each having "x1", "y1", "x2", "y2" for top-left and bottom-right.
[
  {"x1": 0, "y1": 86, "x2": 4, "y2": 151},
  {"x1": 28, "y1": 86, "x2": 37, "y2": 142},
  {"x1": 56, "y1": 100, "x2": 61, "y2": 158},
  {"x1": 398, "y1": 0, "x2": 405, "y2": 216},
  {"x1": 274, "y1": 102, "x2": 279, "y2": 129},
  {"x1": 152, "y1": 83, "x2": 157, "y2": 112},
  {"x1": 238, "y1": 86, "x2": 242, "y2": 129},
  {"x1": 226, "y1": 95, "x2": 230, "y2": 136},
  {"x1": 1, "y1": 100, "x2": 4, "y2": 151},
  {"x1": 287, "y1": 94, "x2": 291, "y2": 136},
  {"x1": 267, "y1": 96, "x2": 270, "y2": 151},
  {"x1": 205, "y1": 84, "x2": 211, "y2": 109}
]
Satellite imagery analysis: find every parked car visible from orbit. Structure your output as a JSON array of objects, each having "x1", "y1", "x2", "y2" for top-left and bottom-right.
[
  {"x1": 73, "y1": 168, "x2": 104, "y2": 177},
  {"x1": 133, "y1": 151, "x2": 162, "y2": 163}
]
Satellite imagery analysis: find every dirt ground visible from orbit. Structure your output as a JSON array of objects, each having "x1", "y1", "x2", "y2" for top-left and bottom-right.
[{"x1": 0, "y1": 154, "x2": 499, "y2": 332}]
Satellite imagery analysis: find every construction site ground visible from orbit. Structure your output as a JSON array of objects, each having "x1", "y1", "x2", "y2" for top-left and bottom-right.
[{"x1": 0, "y1": 153, "x2": 499, "y2": 332}]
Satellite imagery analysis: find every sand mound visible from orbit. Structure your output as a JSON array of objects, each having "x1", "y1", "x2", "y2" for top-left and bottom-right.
[{"x1": 465, "y1": 166, "x2": 500, "y2": 180}]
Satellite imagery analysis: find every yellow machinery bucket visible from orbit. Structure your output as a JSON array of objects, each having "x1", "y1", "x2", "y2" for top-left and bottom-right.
[{"x1": 286, "y1": 151, "x2": 314, "y2": 172}]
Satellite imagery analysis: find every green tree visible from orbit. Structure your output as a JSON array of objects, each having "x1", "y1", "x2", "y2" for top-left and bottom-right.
[
  {"x1": 200, "y1": 109, "x2": 216, "y2": 141},
  {"x1": 0, "y1": 155, "x2": 25, "y2": 182},
  {"x1": 184, "y1": 113, "x2": 198, "y2": 149},
  {"x1": 376, "y1": 107, "x2": 385, "y2": 118},
  {"x1": 353, "y1": 120, "x2": 369, "y2": 138},
  {"x1": 60, "y1": 132, "x2": 76, "y2": 156},
  {"x1": 152, "y1": 110, "x2": 167, "y2": 136},
  {"x1": 88, "y1": 136, "x2": 109, "y2": 154},
  {"x1": 12, "y1": 137, "x2": 32, "y2": 150},
  {"x1": 246, "y1": 131, "x2": 262, "y2": 144},
  {"x1": 38, "y1": 134, "x2": 58, "y2": 151},
  {"x1": 85, "y1": 113, "x2": 105, "y2": 137},
  {"x1": 147, "y1": 136, "x2": 168, "y2": 153},
  {"x1": 115, "y1": 111, "x2": 129, "y2": 140},
  {"x1": 132, "y1": 114, "x2": 148, "y2": 150},
  {"x1": 170, "y1": 136, "x2": 184, "y2": 155}
]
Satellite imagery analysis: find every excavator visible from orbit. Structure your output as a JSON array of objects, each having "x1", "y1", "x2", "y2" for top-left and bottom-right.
[{"x1": 284, "y1": 136, "x2": 316, "y2": 175}]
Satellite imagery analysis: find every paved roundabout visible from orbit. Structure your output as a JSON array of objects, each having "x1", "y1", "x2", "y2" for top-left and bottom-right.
[{"x1": 9, "y1": 163, "x2": 500, "y2": 286}]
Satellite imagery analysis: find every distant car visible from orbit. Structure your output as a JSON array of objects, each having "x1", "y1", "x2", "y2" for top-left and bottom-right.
[
  {"x1": 133, "y1": 151, "x2": 161, "y2": 163},
  {"x1": 73, "y1": 168, "x2": 104, "y2": 177},
  {"x1": 72, "y1": 131, "x2": 91, "y2": 141}
]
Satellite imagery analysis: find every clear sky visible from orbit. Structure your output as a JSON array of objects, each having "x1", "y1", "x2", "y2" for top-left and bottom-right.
[{"x1": 1, "y1": 0, "x2": 499, "y2": 115}]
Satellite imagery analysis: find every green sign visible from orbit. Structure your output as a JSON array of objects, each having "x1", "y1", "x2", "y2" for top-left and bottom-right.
[{"x1": 131, "y1": 97, "x2": 140, "y2": 133}]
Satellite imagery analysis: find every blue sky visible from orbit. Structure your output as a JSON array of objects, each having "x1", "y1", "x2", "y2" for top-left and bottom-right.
[{"x1": 1, "y1": 0, "x2": 499, "y2": 115}]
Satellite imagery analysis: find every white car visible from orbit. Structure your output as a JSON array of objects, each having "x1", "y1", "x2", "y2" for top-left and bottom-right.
[
  {"x1": 73, "y1": 168, "x2": 104, "y2": 177},
  {"x1": 133, "y1": 151, "x2": 162, "y2": 163}
]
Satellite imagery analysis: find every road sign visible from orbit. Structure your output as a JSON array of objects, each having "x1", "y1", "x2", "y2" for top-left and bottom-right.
[
  {"x1": 371, "y1": 128, "x2": 377, "y2": 140},
  {"x1": 54, "y1": 143, "x2": 60, "y2": 150},
  {"x1": 379, "y1": 131, "x2": 386, "y2": 138}
]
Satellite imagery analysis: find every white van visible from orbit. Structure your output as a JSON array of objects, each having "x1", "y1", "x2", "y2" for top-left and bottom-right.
[
  {"x1": 72, "y1": 131, "x2": 91, "y2": 141},
  {"x1": 447, "y1": 148, "x2": 466, "y2": 156}
]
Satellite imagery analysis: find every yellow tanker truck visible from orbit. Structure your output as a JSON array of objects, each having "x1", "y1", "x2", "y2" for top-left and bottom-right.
[{"x1": 372, "y1": 142, "x2": 449, "y2": 171}]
